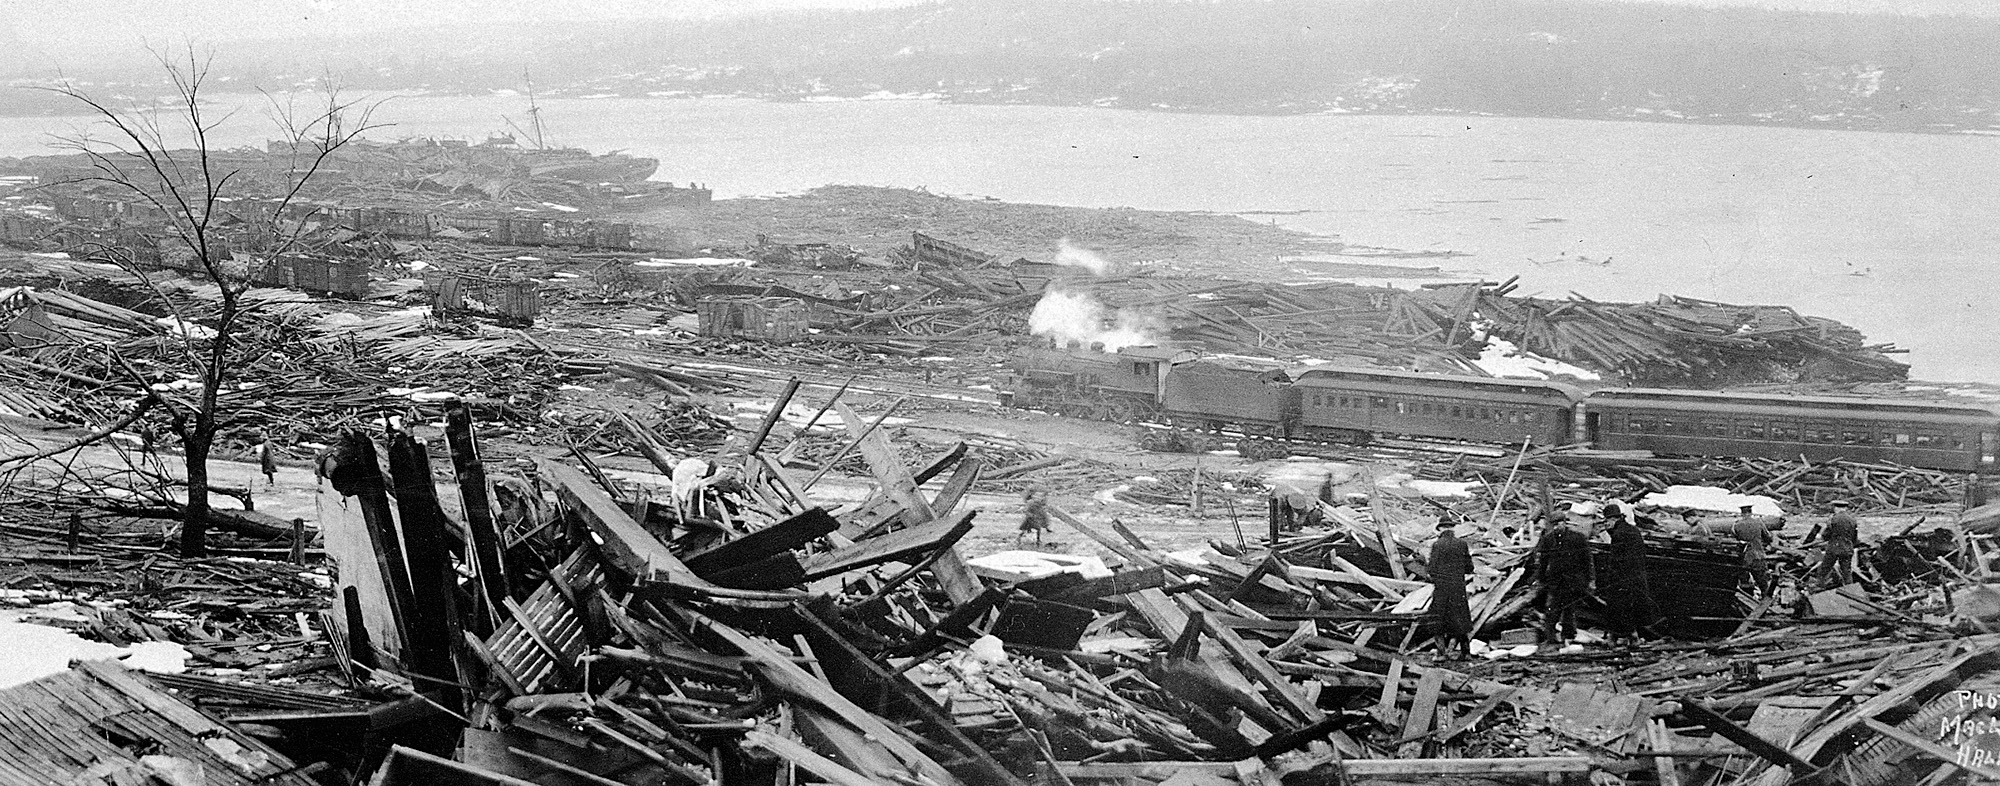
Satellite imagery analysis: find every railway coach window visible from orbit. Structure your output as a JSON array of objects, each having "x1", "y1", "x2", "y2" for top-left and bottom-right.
[
  {"x1": 1915, "y1": 433, "x2": 1939, "y2": 447},
  {"x1": 1703, "y1": 421, "x2": 1731, "y2": 438},
  {"x1": 1372, "y1": 397, "x2": 1388, "y2": 409},
  {"x1": 1841, "y1": 430, "x2": 1867, "y2": 445},
  {"x1": 1629, "y1": 416, "x2": 1656, "y2": 432},
  {"x1": 1739, "y1": 421, "x2": 1765, "y2": 439},
  {"x1": 1771, "y1": 425, "x2": 1801, "y2": 440},
  {"x1": 1451, "y1": 406, "x2": 1463, "y2": 418}
]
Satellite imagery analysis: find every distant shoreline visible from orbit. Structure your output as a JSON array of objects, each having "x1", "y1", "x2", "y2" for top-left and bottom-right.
[{"x1": 7, "y1": 89, "x2": 2000, "y2": 140}]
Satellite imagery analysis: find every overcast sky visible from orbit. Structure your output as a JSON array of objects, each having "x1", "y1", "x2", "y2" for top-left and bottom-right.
[{"x1": 7, "y1": 0, "x2": 1996, "y2": 59}]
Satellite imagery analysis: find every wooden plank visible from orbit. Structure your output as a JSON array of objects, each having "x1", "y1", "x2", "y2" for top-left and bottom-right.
[
  {"x1": 538, "y1": 460, "x2": 709, "y2": 587},
  {"x1": 741, "y1": 729, "x2": 880, "y2": 786},
  {"x1": 1048, "y1": 504, "x2": 1154, "y2": 566},
  {"x1": 1649, "y1": 719, "x2": 1683, "y2": 786},
  {"x1": 925, "y1": 458, "x2": 982, "y2": 518},
  {"x1": 1375, "y1": 659, "x2": 1406, "y2": 727},
  {"x1": 834, "y1": 401, "x2": 982, "y2": 603},
  {"x1": 1030, "y1": 565, "x2": 1169, "y2": 603},
  {"x1": 1054, "y1": 757, "x2": 1590, "y2": 780},
  {"x1": 682, "y1": 507, "x2": 839, "y2": 576},
  {"x1": 317, "y1": 434, "x2": 407, "y2": 664},
  {"x1": 798, "y1": 511, "x2": 975, "y2": 580},
  {"x1": 699, "y1": 615, "x2": 963, "y2": 785},
  {"x1": 1197, "y1": 602, "x2": 1324, "y2": 723},
  {"x1": 1678, "y1": 697, "x2": 1815, "y2": 772},
  {"x1": 1398, "y1": 669, "x2": 1446, "y2": 757},
  {"x1": 445, "y1": 403, "x2": 512, "y2": 627}
]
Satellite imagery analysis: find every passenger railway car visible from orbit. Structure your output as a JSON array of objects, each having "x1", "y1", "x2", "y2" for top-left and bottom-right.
[
  {"x1": 1003, "y1": 343, "x2": 2000, "y2": 473},
  {"x1": 1585, "y1": 389, "x2": 2000, "y2": 473},
  {"x1": 1293, "y1": 367, "x2": 1581, "y2": 446}
]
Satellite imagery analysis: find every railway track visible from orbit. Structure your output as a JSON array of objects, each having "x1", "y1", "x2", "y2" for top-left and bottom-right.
[
  {"x1": 556, "y1": 340, "x2": 1523, "y2": 464},
  {"x1": 549, "y1": 340, "x2": 1005, "y2": 407}
]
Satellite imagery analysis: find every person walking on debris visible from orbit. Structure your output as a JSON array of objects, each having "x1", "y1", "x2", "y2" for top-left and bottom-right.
[
  {"x1": 1733, "y1": 504, "x2": 1775, "y2": 595},
  {"x1": 1018, "y1": 488, "x2": 1050, "y2": 545},
  {"x1": 1427, "y1": 515, "x2": 1474, "y2": 660},
  {"x1": 1601, "y1": 505, "x2": 1660, "y2": 647},
  {"x1": 257, "y1": 435, "x2": 279, "y2": 489},
  {"x1": 1813, "y1": 499, "x2": 1861, "y2": 588},
  {"x1": 1535, "y1": 507, "x2": 1594, "y2": 648}
]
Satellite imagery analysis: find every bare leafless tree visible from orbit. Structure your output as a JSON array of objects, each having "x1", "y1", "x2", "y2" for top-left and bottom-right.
[{"x1": 32, "y1": 49, "x2": 385, "y2": 556}]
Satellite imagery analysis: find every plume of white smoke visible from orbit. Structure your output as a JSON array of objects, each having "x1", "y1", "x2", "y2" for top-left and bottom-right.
[
  {"x1": 1054, "y1": 238, "x2": 1113, "y2": 276},
  {"x1": 1028, "y1": 290, "x2": 1160, "y2": 351}
]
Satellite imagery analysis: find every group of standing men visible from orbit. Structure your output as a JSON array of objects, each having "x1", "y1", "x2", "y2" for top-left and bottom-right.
[
  {"x1": 1427, "y1": 502, "x2": 1660, "y2": 660},
  {"x1": 1427, "y1": 497, "x2": 1863, "y2": 659}
]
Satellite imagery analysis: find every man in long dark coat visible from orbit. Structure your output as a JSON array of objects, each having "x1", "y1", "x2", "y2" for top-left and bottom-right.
[
  {"x1": 1427, "y1": 517, "x2": 1474, "y2": 660},
  {"x1": 1536, "y1": 509, "x2": 1594, "y2": 647},
  {"x1": 1601, "y1": 510, "x2": 1659, "y2": 646}
]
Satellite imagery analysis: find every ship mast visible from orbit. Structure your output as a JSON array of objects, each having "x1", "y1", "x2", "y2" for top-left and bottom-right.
[{"x1": 504, "y1": 68, "x2": 551, "y2": 150}]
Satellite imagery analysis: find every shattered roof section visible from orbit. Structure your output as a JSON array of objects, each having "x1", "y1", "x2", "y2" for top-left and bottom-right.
[{"x1": 0, "y1": 660, "x2": 319, "y2": 785}]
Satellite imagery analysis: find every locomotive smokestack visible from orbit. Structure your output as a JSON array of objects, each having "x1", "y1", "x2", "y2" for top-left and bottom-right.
[{"x1": 1090, "y1": 341, "x2": 1106, "y2": 352}]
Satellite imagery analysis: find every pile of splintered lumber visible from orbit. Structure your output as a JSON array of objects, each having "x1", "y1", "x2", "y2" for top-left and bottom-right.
[
  {"x1": 4, "y1": 377, "x2": 1997, "y2": 784},
  {"x1": 306, "y1": 374, "x2": 1998, "y2": 784},
  {"x1": 659, "y1": 266, "x2": 1909, "y2": 385},
  {"x1": 0, "y1": 280, "x2": 574, "y2": 453}
]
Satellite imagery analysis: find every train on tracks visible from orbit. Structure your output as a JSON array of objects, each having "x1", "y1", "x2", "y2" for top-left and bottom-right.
[{"x1": 1003, "y1": 342, "x2": 2000, "y2": 473}]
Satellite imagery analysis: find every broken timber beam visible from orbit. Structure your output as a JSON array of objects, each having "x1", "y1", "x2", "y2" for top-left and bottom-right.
[{"x1": 799, "y1": 511, "x2": 976, "y2": 580}]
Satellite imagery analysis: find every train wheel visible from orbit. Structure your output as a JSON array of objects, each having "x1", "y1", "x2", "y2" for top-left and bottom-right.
[{"x1": 1103, "y1": 398, "x2": 1139, "y2": 424}]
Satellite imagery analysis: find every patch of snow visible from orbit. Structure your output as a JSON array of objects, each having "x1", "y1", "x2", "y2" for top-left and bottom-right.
[
  {"x1": 1375, "y1": 472, "x2": 1483, "y2": 498},
  {"x1": 1264, "y1": 461, "x2": 1361, "y2": 497},
  {"x1": 1079, "y1": 636, "x2": 1157, "y2": 655},
  {"x1": 1468, "y1": 323, "x2": 1599, "y2": 381},
  {"x1": 155, "y1": 317, "x2": 218, "y2": 341},
  {"x1": 964, "y1": 551, "x2": 1111, "y2": 580},
  {"x1": 1639, "y1": 485, "x2": 1784, "y2": 516},
  {"x1": 634, "y1": 257, "x2": 755, "y2": 268},
  {"x1": 0, "y1": 611, "x2": 189, "y2": 688}
]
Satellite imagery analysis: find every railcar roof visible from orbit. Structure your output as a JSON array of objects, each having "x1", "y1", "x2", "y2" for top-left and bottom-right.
[
  {"x1": 1588, "y1": 388, "x2": 2000, "y2": 418},
  {"x1": 1293, "y1": 366, "x2": 1585, "y2": 401}
]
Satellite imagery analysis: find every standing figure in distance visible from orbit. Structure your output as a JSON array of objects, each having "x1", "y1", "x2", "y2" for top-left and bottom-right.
[
  {"x1": 258, "y1": 434, "x2": 279, "y2": 489},
  {"x1": 1427, "y1": 515, "x2": 1474, "y2": 660},
  {"x1": 1018, "y1": 488, "x2": 1051, "y2": 546},
  {"x1": 1535, "y1": 507, "x2": 1595, "y2": 648},
  {"x1": 1733, "y1": 504, "x2": 1775, "y2": 596},
  {"x1": 1814, "y1": 499, "x2": 1860, "y2": 589}
]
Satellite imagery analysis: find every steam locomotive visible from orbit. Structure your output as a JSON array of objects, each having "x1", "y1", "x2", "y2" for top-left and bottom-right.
[{"x1": 1003, "y1": 342, "x2": 2000, "y2": 473}]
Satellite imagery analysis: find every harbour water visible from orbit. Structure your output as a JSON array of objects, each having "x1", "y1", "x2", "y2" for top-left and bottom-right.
[{"x1": 3, "y1": 95, "x2": 1994, "y2": 381}]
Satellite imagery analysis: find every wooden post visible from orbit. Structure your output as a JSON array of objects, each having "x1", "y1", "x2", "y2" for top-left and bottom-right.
[
  {"x1": 747, "y1": 377, "x2": 803, "y2": 456},
  {"x1": 444, "y1": 403, "x2": 511, "y2": 627},
  {"x1": 1191, "y1": 460, "x2": 1204, "y2": 516},
  {"x1": 66, "y1": 511, "x2": 79, "y2": 553},
  {"x1": 1268, "y1": 495, "x2": 1280, "y2": 546},
  {"x1": 290, "y1": 518, "x2": 306, "y2": 564}
]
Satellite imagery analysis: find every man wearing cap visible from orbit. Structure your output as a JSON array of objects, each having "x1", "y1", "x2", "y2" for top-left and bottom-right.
[
  {"x1": 1733, "y1": 504, "x2": 1775, "y2": 595},
  {"x1": 1813, "y1": 500, "x2": 1860, "y2": 588},
  {"x1": 1535, "y1": 507, "x2": 1594, "y2": 647},
  {"x1": 1427, "y1": 516, "x2": 1474, "y2": 660}
]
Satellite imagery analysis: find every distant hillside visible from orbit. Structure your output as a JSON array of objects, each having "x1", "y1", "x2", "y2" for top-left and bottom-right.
[{"x1": 13, "y1": 0, "x2": 2000, "y2": 133}]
